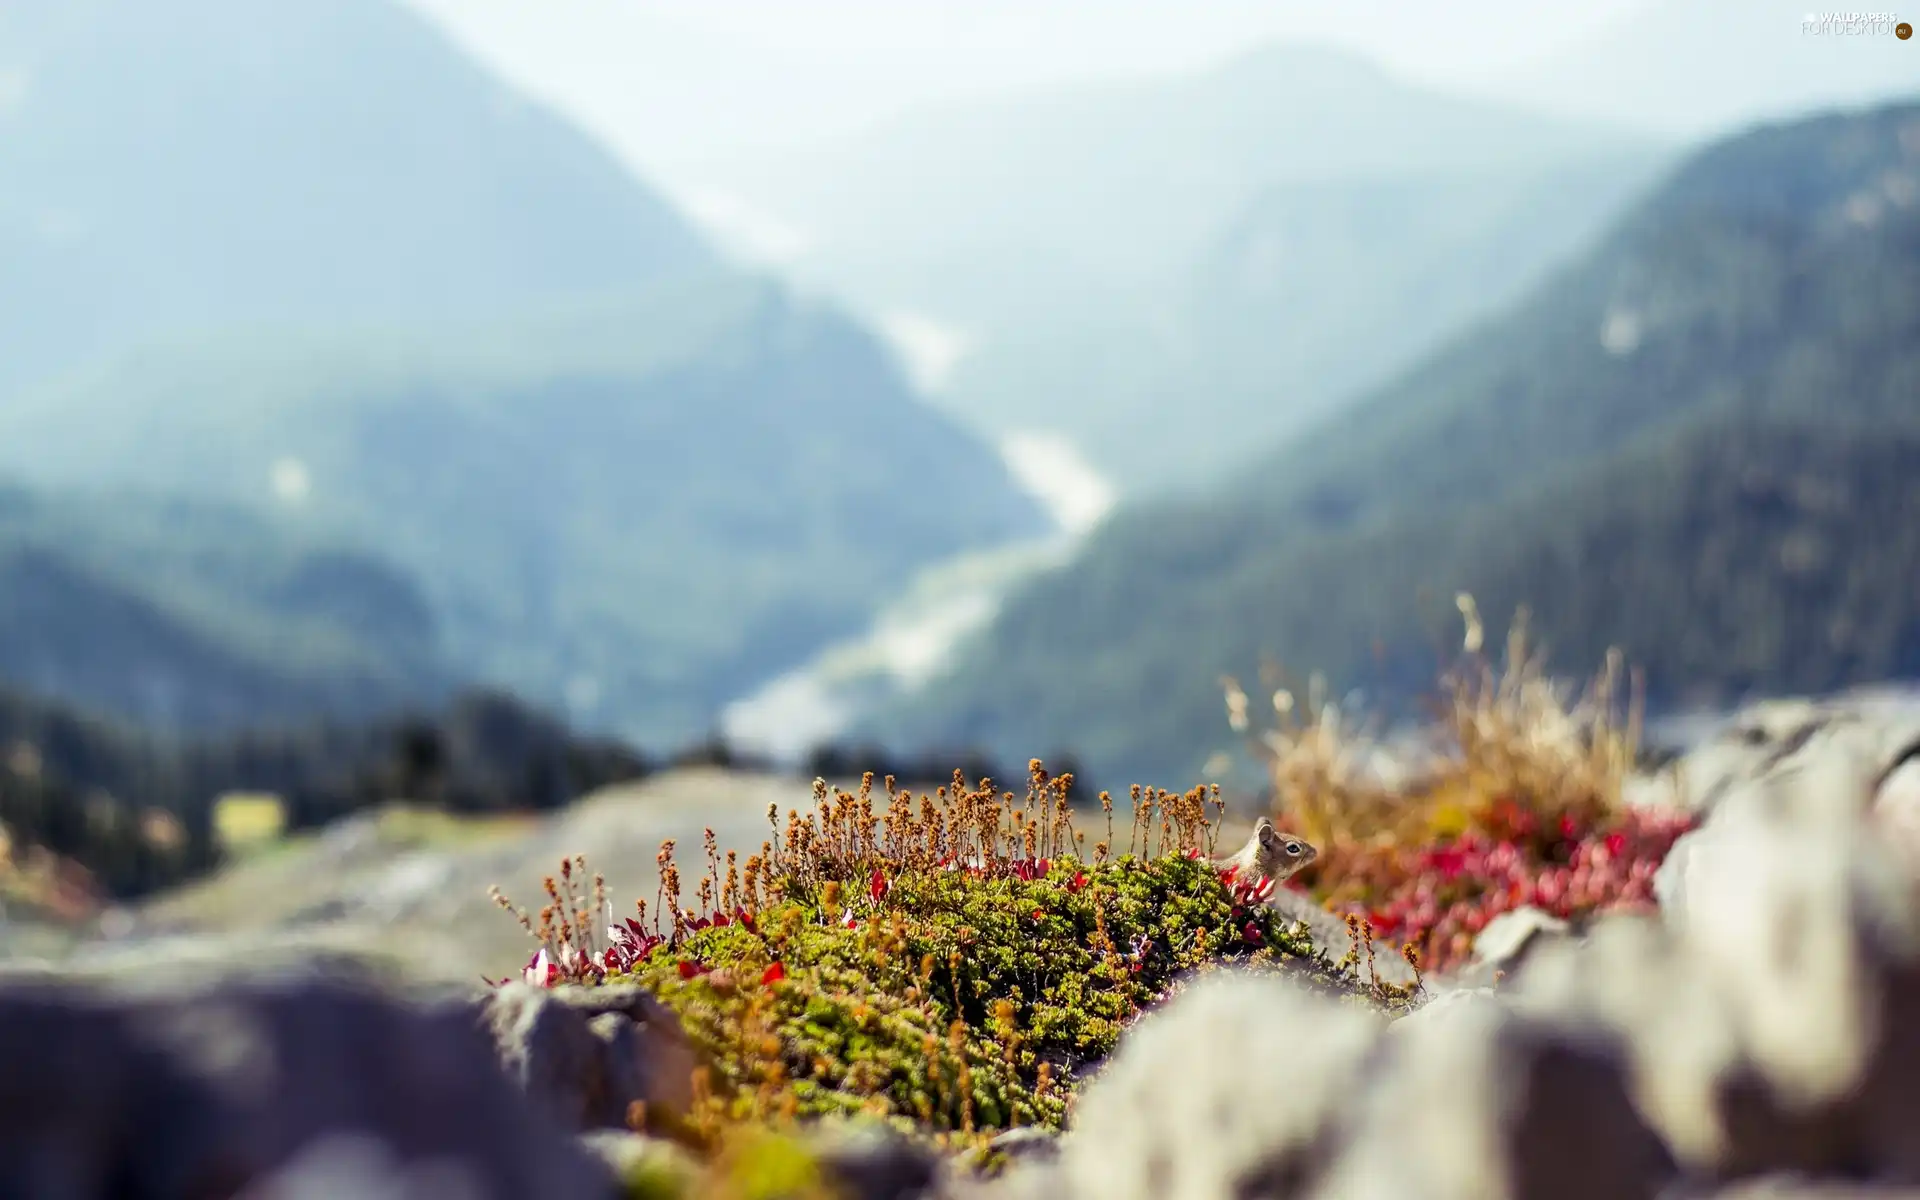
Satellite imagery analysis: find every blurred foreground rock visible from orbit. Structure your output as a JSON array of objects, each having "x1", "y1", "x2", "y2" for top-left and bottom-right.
[
  {"x1": 479, "y1": 982, "x2": 697, "y2": 1133},
  {"x1": 0, "y1": 956, "x2": 947, "y2": 1200},
  {"x1": 1663, "y1": 689, "x2": 1920, "y2": 821},
  {"x1": 0, "y1": 973, "x2": 617, "y2": 1200},
  {"x1": 988, "y1": 703, "x2": 1920, "y2": 1200}
]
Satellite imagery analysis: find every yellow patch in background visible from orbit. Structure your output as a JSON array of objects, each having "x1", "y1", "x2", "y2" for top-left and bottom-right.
[{"x1": 212, "y1": 792, "x2": 287, "y2": 853}]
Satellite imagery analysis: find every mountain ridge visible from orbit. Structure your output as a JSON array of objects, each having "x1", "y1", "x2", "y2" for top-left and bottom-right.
[
  {"x1": 700, "y1": 39, "x2": 1668, "y2": 485},
  {"x1": 863, "y1": 97, "x2": 1920, "y2": 785},
  {"x1": 0, "y1": 0, "x2": 1048, "y2": 749}
]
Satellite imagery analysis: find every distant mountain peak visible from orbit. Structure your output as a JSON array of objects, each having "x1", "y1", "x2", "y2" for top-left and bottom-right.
[
  {"x1": 0, "y1": 0, "x2": 715, "y2": 397},
  {"x1": 1200, "y1": 38, "x2": 1396, "y2": 90},
  {"x1": 869, "y1": 95, "x2": 1920, "y2": 785}
]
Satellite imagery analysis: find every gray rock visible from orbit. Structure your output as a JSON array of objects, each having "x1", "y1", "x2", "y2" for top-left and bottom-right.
[
  {"x1": 1517, "y1": 788, "x2": 1920, "y2": 1182},
  {"x1": 1671, "y1": 693, "x2": 1920, "y2": 820},
  {"x1": 0, "y1": 925, "x2": 488, "y2": 994},
  {"x1": 233, "y1": 1133, "x2": 494, "y2": 1199},
  {"x1": 1657, "y1": 716, "x2": 1906, "y2": 922},
  {"x1": 1456, "y1": 906, "x2": 1571, "y2": 987},
  {"x1": 477, "y1": 982, "x2": 697, "y2": 1133},
  {"x1": 1317, "y1": 979, "x2": 1676, "y2": 1200},
  {"x1": 1390, "y1": 986, "x2": 1501, "y2": 1038},
  {"x1": 0, "y1": 975, "x2": 614, "y2": 1200},
  {"x1": 986, "y1": 1126, "x2": 1059, "y2": 1166},
  {"x1": 1671, "y1": 816, "x2": 1920, "y2": 1180},
  {"x1": 1054, "y1": 968, "x2": 1388, "y2": 1200},
  {"x1": 810, "y1": 1120, "x2": 943, "y2": 1200},
  {"x1": 979, "y1": 746, "x2": 1920, "y2": 1200},
  {"x1": 1503, "y1": 915, "x2": 1743, "y2": 1172},
  {"x1": 1264, "y1": 888, "x2": 1420, "y2": 990},
  {"x1": 577, "y1": 1130, "x2": 694, "y2": 1192},
  {"x1": 965, "y1": 1159, "x2": 1068, "y2": 1200}
]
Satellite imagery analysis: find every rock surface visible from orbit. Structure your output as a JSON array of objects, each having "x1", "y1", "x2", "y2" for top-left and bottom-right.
[
  {"x1": 577, "y1": 1130, "x2": 697, "y2": 1194},
  {"x1": 986, "y1": 701, "x2": 1920, "y2": 1200},
  {"x1": 24, "y1": 770, "x2": 819, "y2": 991},
  {"x1": 478, "y1": 982, "x2": 699, "y2": 1134},
  {"x1": 1455, "y1": 905, "x2": 1572, "y2": 988},
  {"x1": 1664, "y1": 689, "x2": 1920, "y2": 820},
  {"x1": 0, "y1": 973, "x2": 614, "y2": 1200},
  {"x1": 809, "y1": 1121, "x2": 945, "y2": 1200},
  {"x1": 1263, "y1": 886, "x2": 1420, "y2": 989},
  {"x1": 1046, "y1": 966, "x2": 1388, "y2": 1200},
  {"x1": 15, "y1": 699, "x2": 1920, "y2": 1199},
  {"x1": 1656, "y1": 691, "x2": 1920, "y2": 922}
]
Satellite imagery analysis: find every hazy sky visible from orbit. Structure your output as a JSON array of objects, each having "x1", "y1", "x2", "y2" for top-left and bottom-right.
[{"x1": 403, "y1": 0, "x2": 1647, "y2": 179}]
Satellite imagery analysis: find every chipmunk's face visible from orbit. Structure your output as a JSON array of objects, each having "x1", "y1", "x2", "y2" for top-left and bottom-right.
[{"x1": 1258, "y1": 820, "x2": 1316, "y2": 867}]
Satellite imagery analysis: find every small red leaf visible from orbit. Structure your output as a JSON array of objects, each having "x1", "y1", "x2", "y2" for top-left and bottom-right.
[{"x1": 761, "y1": 962, "x2": 787, "y2": 985}]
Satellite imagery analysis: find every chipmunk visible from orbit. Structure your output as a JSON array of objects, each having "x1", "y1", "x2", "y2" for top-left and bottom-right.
[{"x1": 1210, "y1": 816, "x2": 1317, "y2": 884}]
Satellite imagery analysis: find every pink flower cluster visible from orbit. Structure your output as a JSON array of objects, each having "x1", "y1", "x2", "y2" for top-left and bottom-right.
[
  {"x1": 502, "y1": 909, "x2": 767, "y2": 989},
  {"x1": 1342, "y1": 807, "x2": 1694, "y2": 974},
  {"x1": 932, "y1": 854, "x2": 1060, "y2": 883}
]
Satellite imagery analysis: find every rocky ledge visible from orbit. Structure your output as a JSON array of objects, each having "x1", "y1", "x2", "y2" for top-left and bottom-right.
[{"x1": 3, "y1": 693, "x2": 1919, "y2": 1199}]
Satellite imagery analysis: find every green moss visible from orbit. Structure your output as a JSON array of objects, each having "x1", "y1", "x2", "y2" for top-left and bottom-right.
[
  {"x1": 709, "y1": 1130, "x2": 835, "y2": 1200},
  {"x1": 613, "y1": 853, "x2": 1404, "y2": 1137},
  {"x1": 618, "y1": 1159, "x2": 697, "y2": 1200}
]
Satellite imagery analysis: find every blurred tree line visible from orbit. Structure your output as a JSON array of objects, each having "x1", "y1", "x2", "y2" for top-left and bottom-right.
[
  {"x1": 0, "y1": 687, "x2": 652, "y2": 900},
  {"x1": 0, "y1": 679, "x2": 1053, "y2": 903}
]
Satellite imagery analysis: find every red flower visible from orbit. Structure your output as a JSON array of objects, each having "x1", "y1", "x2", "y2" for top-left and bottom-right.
[
  {"x1": 869, "y1": 867, "x2": 890, "y2": 904},
  {"x1": 1427, "y1": 846, "x2": 1467, "y2": 880},
  {"x1": 1031, "y1": 909, "x2": 1046, "y2": 921},
  {"x1": 1242, "y1": 921, "x2": 1263, "y2": 945},
  {"x1": 523, "y1": 948, "x2": 560, "y2": 988},
  {"x1": 1067, "y1": 872, "x2": 1090, "y2": 892},
  {"x1": 760, "y1": 962, "x2": 787, "y2": 985},
  {"x1": 1010, "y1": 857, "x2": 1052, "y2": 882},
  {"x1": 677, "y1": 959, "x2": 710, "y2": 980},
  {"x1": 1225, "y1": 873, "x2": 1277, "y2": 905}
]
